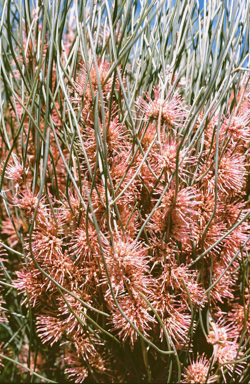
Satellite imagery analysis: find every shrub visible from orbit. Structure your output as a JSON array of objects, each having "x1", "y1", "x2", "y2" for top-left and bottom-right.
[{"x1": 0, "y1": 0, "x2": 250, "y2": 383}]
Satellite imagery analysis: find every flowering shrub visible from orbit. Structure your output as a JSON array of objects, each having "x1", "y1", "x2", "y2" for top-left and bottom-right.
[{"x1": 0, "y1": 0, "x2": 250, "y2": 383}]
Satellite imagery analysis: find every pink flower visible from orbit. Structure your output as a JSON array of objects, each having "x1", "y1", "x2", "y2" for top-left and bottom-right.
[
  {"x1": 101, "y1": 236, "x2": 152, "y2": 297},
  {"x1": 68, "y1": 221, "x2": 100, "y2": 264},
  {"x1": 136, "y1": 87, "x2": 187, "y2": 128},
  {"x1": 108, "y1": 293, "x2": 154, "y2": 346},
  {"x1": 36, "y1": 315, "x2": 66, "y2": 346},
  {"x1": 14, "y1": 189, "x2": 48, "y2": 225},
  {"x1": 65, "y1": 351, "x2": 89, "y2": 383},
  {"x1": 217, "y1": 342, "x2": 245, "y2": 379},
  {"x1": 150, "y1": 186, "x2": 200, "y2": 242},
  {"x1": 207, "y1": 260, "x2": 237, "y2": 304},
  {"x1": 14, "y1": 265, "x2": 47, "y2": 307},
  {"x1": 200, "y1": 151, "x2": 247, "y2": 196},
  {"x1": 207, "y1": 318, "x2": 239, "y2": 346},
  {"x1": 5, "y1": 156, "x2": 24, "y2": 186},
  {"x1": 182, "y1": 354, "x2": 218, "y2": 383}
]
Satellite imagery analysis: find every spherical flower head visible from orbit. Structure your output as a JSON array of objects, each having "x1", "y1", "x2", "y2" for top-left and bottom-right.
[
  {"x1": 150, "y1": 186, "x2": 199, "y2": 242},
  {"x1": 208, "y1": 261, "x2": 237, "y2": 304},
  {"x1": 136, "y1": 87, "x2": 186, "y2": 127},
  {"x1": 204, "y1": 111, "x2": 250, "y2": 151},
  {"x1": 68, "y1": 220, "x2": 100, "y2": 263},
  {"x1": 102, "y1": 236, "x2": 151, "y2": 297},
  {"x1": 220, "y1": 112, "x2": 250, "y2": 150},
  {"x1": 160, "y1": 140, "x2": 178, "y2": 171},
  {"x1": 182, "y1": 354, "x2": 218, "y2": 383},
  {"x1": 207, "y1": 324, "x2": 228, "y2": 346},
  {"x1": 218, "y1": 153, "x2": 247, "y2": 195},
  {"x1": 72, "y1": 331, "x2": 103, "y2": 359},
  {"x1": 135, "y1": 88, "x2": 164, "y2": 120},
  {"x1": 65, "y1": 351, "x2": 88, "y2": 383},
  {"x1": 36, "y1": 315, "x2": 66, "y2": 346},
  {"x1": 166, "y1": 309, "x2": 193, "y2": 350},
  {"x1": 108, "y1": 293, "x2": 154, "y2": 346},
  {"x1": 30, "y1": 226, "x2": 63, "y2": 264},
  {"x1": 58, "y1": 191, "x2": 81, "y2": 225},
  {"x1": 155, "y1": 139, "x2": 197, "y2": 183},
  {"x1": 5, "y1": 155, "x2": 24, "y2": 186},
  {"x1": 161, "y1": 263, "x2": 207, "y2": 308},
  {"x1": 140, "y1": 124, "x2": 158, "y2": 150},
  {"x1": 14, "y1": 189, "x2": 48, "y2": 225},
  {"x1": 90, "y1": 60, "x2": 113, "y2": 94},
  {"x1": 229, "y1": 303, "x2": 250, "y2": 334},
  {"x1": 217, "y1": 342, "x2": 245, "y2": 378},
  {"x1": 57, "y1": 292, "x2": 90, "y2": 335},
  {"x1": 206, "y1": 318, "x2": 243, "y2": 379},
  {"x1": 105, "y1": 116, "x2": 129, "y2": 158},
  {"x1": 71, "y1": 59, "x2": 115, "y2": 106},
  {"x1": 14, "y1": 264, "x2": 50, "y2": 308},
  {"x1": 65, "y1": 339, "x2": 109, "y2": 382},
  {"x1": 201, "y1": 151, "x2": 247, "y2": 197}
]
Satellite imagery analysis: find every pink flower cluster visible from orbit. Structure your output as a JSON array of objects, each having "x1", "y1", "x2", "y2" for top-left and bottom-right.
[{"x1": 1, "y1": 33, "x2": 250, "y2": 383}]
